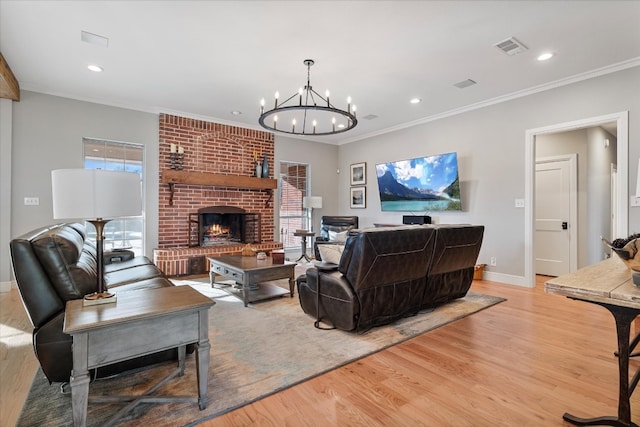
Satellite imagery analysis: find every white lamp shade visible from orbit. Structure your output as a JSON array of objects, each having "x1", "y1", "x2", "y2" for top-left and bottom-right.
[
  {"x1": 52, "y1": 169, "x2": 142, "y2": 220},
  {"x1": 303, "y1": 196, "x2": 323, "y2": 209}
]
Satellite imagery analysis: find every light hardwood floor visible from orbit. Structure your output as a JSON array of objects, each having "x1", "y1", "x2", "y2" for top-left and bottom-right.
[{"x1": 2, "y1": 277, "x2": 640, "y2": 426}]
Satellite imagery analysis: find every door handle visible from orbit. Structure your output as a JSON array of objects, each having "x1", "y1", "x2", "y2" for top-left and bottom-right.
[{"x1": 562, "y1": 222, "x2": 568, "y2": 230}]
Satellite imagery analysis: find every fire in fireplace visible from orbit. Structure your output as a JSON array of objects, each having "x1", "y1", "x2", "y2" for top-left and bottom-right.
[{"x1": 189, "y1": 206, "x2": 261, "y2": 247}]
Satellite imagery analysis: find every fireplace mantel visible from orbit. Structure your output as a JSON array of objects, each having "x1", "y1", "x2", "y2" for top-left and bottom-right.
[{"x1": 161, "y1": 170, "x2": 277, "y2": 205}]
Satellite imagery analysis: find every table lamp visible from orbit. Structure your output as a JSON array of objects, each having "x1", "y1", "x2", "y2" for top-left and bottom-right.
[
  {"x1": 52, "y1": 169, "x2": 142, "y2": 305},
  {"x1": 303, "y1": 196, "x2": 322, "y2": 231}
]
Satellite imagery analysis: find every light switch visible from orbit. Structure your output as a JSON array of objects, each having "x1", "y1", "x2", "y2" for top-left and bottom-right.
[{"x1": 24, "y1": 197, "x2": 39, "y2": 206}]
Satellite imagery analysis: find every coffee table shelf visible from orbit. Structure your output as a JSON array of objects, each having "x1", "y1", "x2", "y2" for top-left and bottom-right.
[{"x1": 208, "y1": 255, "x2": 295, "y2": 307}]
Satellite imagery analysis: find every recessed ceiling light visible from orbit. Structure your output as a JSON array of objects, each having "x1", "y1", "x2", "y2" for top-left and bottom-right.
[
  {"x1": 410, "y1": 98, "x2": 422, "y2": 104},
  {"x1": 231, "y1": 111, "x2": 242, "y2": 116},
  {"x1": 87, "y1": 64, "x2": 103, "y2": 72},
  {"x1": 537, "y1": 52, "x2": 554, "y2": 61}
]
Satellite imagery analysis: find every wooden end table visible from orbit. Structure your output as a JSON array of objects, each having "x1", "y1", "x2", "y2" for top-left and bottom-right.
[
  {"x1": 208, "y1": 255, "x2": 295, "y2": 307},
  {"x1": 63, "y1": 285, "x2": 214, "y2": 427},
  {"x1": 294, "y1": 231, "x2": 315, "y2": 262}
]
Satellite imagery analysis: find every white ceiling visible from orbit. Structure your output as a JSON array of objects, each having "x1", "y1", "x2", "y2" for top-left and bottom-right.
[{"x1": 1, "y1": 1, "x2": 639, "y2": 144}]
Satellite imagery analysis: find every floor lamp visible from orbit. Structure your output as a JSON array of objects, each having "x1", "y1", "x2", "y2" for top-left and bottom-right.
[
  {"x1": 52, "y1": 169, "x2": 142, "y2": 305},
  {"x1": 303, "y1": 196, "x2": 322, "y2": 232}
]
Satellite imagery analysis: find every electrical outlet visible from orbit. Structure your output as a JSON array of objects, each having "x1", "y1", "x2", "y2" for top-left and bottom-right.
[
  {"x1": 24, "y1": 197, "x2": 39, "y2": 206},
  {"x1": 514, "y1": 198, "x2": 525, "y2": 208},
  {"x1": 490, "y1": 257, "x2": 497, "y2": 266}
]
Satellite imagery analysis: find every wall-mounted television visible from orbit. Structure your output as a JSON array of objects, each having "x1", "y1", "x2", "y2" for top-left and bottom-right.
[{"x1": 375, "y1": 152, "x2": 461, "y2": 212}]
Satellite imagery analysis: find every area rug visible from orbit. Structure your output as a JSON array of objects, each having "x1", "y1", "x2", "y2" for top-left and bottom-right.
[{"x1": 17, "y1": 276, "x2": 504, "y2": 427}]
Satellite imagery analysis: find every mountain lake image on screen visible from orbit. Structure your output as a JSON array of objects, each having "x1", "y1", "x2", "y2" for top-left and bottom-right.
[{"x1": 375, "y1": 151, "x2": 461, "y2": 211}]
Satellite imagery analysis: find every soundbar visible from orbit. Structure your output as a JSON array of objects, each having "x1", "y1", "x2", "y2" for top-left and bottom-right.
[{"x1": 402, "y1": 215, "x2": 432, "y2": 225}]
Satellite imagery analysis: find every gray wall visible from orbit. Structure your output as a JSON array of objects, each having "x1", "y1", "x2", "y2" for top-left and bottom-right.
[
  {"x1": 10, "y1": 91, "x2": 159, "y2": 257},
  {"x1": 274, "y1": 135, "x2": 339, "y2": 234},
  {"x1": 1, "y1": 99, "x2": 12, "y2": 290},
  {"x1": 586, "y1": 127, "x2": 617, "y2": 264},
  {"x1": 338, "y1": 66, "x2": 640, "y2": 282}
]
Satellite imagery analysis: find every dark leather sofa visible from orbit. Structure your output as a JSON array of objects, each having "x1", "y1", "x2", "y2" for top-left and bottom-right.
[
  {"x1": 298, "y1": 224, "x2": 484, "y2": 332},
  {"x1": 9, "y1": 223, "x2": 183, "y2": 383}
]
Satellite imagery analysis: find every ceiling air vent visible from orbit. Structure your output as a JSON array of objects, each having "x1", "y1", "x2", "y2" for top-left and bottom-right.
[
  {"x1": 81, "y1": 30, "x2": 109, "y2": 47},
  {"x1": 454, "y1": 79, "x2": 477, "y2": 89},
  {"x1": 363, "y1": 114, "x2": 379, "y2": 120},
  {"x1": 494, "y1": 37, "x2": 528, "y2": 56}
]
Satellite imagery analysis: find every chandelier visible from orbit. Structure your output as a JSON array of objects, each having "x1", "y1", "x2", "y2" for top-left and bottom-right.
[{"x1": 258, "y1": 59, "x2": 357, "y2": 136}]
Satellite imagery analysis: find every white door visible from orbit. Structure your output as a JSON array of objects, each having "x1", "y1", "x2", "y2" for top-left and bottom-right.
[{"x1": 535, "y1": 155, "x2": 577, "y2": 276}]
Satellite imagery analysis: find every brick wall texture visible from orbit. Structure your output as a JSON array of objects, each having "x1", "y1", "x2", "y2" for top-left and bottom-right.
[{"x1": 158, "y1": 113, "x2": 276, "y2": 248}]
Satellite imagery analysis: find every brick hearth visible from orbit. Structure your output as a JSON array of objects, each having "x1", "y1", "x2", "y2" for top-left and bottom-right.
[{"x1": 154, "y1": 243, "x2": 283, "y2": 277}]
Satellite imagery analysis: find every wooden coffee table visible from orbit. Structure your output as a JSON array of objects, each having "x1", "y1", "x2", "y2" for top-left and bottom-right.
[
  {"x1": 63, "y1": 286, "x2": 214, "y2": 427},
  {"x1": 208, "y1": 255, "x2": 295, "y2": 307}
]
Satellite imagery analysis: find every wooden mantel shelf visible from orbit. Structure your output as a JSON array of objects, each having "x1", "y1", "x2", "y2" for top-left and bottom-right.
[{"x1": 161, "y1": 170, "x2": 277, "y2": 205}]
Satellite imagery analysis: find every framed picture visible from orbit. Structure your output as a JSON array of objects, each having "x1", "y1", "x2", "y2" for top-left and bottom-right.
[
  {"x1": 350, "y1": 186, "x2": 366, "y2": 209},
  {"x1": 350, "y1": 162, "x2": 366, "y2": 185}
]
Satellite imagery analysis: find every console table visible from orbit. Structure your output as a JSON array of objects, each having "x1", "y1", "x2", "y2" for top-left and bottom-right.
[
  {"x1": 63, "y1": 286, "x2": 214, "y2": 427},
  {"x1": 545, "y1": 257, "x2": 640, "y2": 427}
]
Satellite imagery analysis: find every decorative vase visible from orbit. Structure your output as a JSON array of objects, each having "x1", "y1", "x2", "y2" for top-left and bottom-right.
[
  {"x1": 255, "y1": 162, "x2": 262, "y2": 178},
  {"x1": 261, "y1": 153, "x2": 269, "y2": 178}
]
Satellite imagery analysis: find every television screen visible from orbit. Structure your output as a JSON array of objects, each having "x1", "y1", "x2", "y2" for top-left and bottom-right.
[{"x1": 375, "y1": 152, "x2": 461, "y2": 211}]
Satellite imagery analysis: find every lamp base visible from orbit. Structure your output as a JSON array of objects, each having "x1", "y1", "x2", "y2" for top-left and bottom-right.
[{"x1": 83, "y1": 291, "x2": 117, "y2": 306}]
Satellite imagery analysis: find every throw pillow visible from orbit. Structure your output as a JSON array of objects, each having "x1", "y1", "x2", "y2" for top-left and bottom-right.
[
  {"x1": 318, "y1": 244, "x2": 344, "y2": 265},
  {"x1": 328, "y1": 230, "x2": 348, "y2": 242}
]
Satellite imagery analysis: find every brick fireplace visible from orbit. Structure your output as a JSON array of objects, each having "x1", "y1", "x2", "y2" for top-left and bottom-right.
[
  {"x1": 153, "y1": 114, "x2": 282, "y2": 276},
  {"x1": 190, "y1": 205, "x2": 261, "y2": 247}
]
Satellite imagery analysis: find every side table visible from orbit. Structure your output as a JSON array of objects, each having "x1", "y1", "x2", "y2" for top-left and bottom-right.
[
  {"x1": 294, "y1": 230, "x2": 315, "y2": 262},
  {"x1": 63, "y1": 286, "x2": 214, "y2": 427}
]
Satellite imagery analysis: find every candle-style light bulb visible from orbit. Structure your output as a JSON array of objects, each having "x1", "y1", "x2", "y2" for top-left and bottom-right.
[
  {"x1": 292, "y1": 118, "x2": 296, "y2": 132},
  {"x1": 299, "y1": 88, "x2": 303, "y2": 105},
  {"x1": 352, "y1": 105, "x2": 357, "y2": 117},
  {"x1": 326, "y1": 90, "x2": 330, "y2": 107},
  {"x1": 332, "y1": 117, "x2": 336, "y2": 132},
  {"x1": 260, "y1": 98, "x2": 265, "y2": 114},
  {"x1": 347, "y1": 96, "x2": 352, "y2": 113},
  {"x1": 274, "y1": 114, "x2": 278, "y2": 129},
  {"x1": 312, "y1": 120, "x2": 317, "y2": 134},
  {"x1": 274, "y1": 91, "x2": 279, "y2": 108}
]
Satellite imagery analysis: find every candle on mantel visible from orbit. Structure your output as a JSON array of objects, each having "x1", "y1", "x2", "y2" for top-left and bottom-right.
[
  {"x1": 178, "y1": 145, "x2": 184, "y2": 154},
  {"x1": 170, "y1": 143, "x2": 177, "y2": 154}
]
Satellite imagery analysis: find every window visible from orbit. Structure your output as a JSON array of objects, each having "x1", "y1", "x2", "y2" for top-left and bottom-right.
[
  {"x1": 83, "y1": 138, "x2": 144, "y2": 255},
  {"x1": 279, "y1": 161, "x2": 309, "y2": 250}
]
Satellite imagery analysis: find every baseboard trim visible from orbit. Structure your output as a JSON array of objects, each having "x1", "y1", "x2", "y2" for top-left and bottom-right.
[
  {"x1": 483, "y1": 271, "x2": 530, "y2": 288},
  {"x1": 0, "y1": 280, "x2": 14, "y2": 293}
]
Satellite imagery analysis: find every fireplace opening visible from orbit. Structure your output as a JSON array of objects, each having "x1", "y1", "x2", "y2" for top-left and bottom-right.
[{"x1": 189, "y1": 206, "x2": 261, "y2": 247}]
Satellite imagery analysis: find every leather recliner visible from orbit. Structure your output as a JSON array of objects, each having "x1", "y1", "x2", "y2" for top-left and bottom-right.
[
  {"x1": 314, "y1": 215, "x2": 359, "y2": 260},
  {"x1": 9, "y1": 223, "x2": 186, "y2": 383}
]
